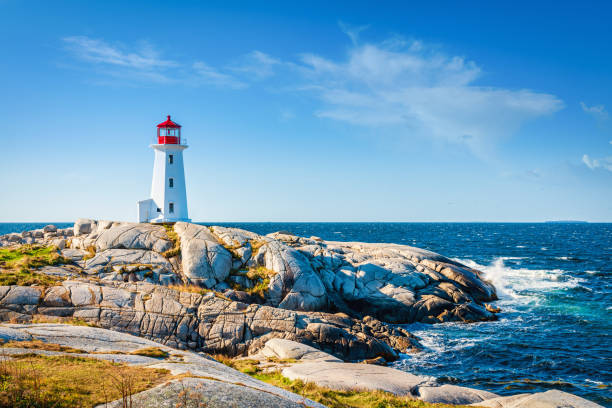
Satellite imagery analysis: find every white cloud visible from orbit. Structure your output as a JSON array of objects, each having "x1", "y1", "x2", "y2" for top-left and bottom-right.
[
  {"x1": 63, "y1": 36, "x2": 176, "y2": 69},
  {"x1": 62, "y1": 33, "x2": 565, "y2": 156},
  {"x1": 192, "y1": 61, "x2": 246, "y2": 89},
  {"x1": 580, "y1": 102, "x2": 608, "y2": 120},
  {"x1": 290, "y1": 38, "x2": 563, "y2": 154},
  {"x1": 582, "y1": 154, "x2": 612, "y2": 171},
  {"x1": 230, "y1": 50, "x2": 280, "y2": 79},
  {"x1": 338, "y1": 21, "x2": 370, "y2": 45}
]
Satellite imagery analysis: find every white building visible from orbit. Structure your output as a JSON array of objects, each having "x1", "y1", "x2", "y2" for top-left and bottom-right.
[{"x1": 138, "y1": 115, "x2": 190, "y2": 223}]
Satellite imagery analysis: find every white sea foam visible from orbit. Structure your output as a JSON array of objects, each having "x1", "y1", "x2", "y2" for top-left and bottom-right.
[{"x1": 454, "y1": 257, "x2": 583, "y2": 306}]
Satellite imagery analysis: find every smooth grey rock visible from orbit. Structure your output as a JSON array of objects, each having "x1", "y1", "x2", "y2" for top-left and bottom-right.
[
  {"x1": 0, "y1": 326, "x2": 32, "y2": 341},
  {"x1": 258, "y1": 338, "x2": 342, "y2": 362},
  {"x1": 84, "y1": 248, "x2": 172, "y2": 275},
  {"x1": 417, "y1": 384, "x2": 499, "y2": 405},
  {"x1": 282, "y1": 362, "x2": 433, "y2": 395},
  {"x1": 94, "y1": 223, "x2": 173, "y2": 253},
  {"x1": 0, "y1": 286, "x2": 42, "y2": 306},
  {"x1": 474, "y1": 390, "x2": 604, "y2": 408}
]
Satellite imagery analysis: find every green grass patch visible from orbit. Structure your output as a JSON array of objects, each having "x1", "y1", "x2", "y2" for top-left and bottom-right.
[
  {"x1": 0, "y1": 245, "x2": 70, "y2": 286},
  {"x1": 0, "y1": 353, "x2": 172, "y2": 408},
  {"x1": 0, "y1": 269, "x2": 61, "y2": 287},
  {"x1": 226, "y1": 266, "x2": 275, "y2": 299},
  {"x1": 0, "y1": 245, "x2": 69, "y2": 271}
]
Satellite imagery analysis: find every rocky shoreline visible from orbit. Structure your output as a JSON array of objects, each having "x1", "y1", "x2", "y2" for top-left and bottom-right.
[{"x1": 0, "y1": 220, "x2": 602, "y2": 407}]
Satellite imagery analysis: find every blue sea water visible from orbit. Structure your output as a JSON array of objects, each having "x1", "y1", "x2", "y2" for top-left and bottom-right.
[{"x1": 1, "y1": 222, "x2": 611, "y2": 406}]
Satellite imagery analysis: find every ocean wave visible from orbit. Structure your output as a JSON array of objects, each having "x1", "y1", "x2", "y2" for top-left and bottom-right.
[{"x1": 454, "y1": 257, "x2": 584, "y2": 305}]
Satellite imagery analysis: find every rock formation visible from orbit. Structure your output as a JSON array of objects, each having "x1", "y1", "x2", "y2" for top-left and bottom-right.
[
  {"x1": 0, "y1": 219, "x2": 500, "y2": 360},
  {"x1": 2, "y1": 219, "x2": 497, "y2": 323},
  {"x1": 0, "y1": 281, "x2": 416, "y2": 361}
]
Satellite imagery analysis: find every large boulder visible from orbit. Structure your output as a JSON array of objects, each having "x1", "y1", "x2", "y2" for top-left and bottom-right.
[{"x1": 174, "y1": 223, "x2": 232, "y2": 288}]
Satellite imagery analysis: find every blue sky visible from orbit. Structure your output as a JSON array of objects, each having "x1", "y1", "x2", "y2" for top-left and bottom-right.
[{"x1": 1, "y1": 0, "x2": 611, "y2": 222}]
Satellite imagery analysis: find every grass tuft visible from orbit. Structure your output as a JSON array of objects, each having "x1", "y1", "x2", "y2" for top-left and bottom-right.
[
  {"x1": 161, "y1": 224, "x2": 181, "y2": 258},
  {"x1": 129, "y1": 347, "x2": 169, "y2": 359},
  {"x1": 226, "y1": 266, "x2": 275, "y2": 299},
  {"x1": 82, "y1": 245, "x2": 96, "y2": 261}
]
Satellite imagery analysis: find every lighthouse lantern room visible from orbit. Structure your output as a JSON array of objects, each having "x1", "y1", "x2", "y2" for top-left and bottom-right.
[{"x1": 137, "y1": 115, "x2": 190, "y2": 223}]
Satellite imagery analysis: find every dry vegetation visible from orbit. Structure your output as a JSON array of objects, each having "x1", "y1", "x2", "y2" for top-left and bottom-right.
[
  {"x1": 129, "y1": 347, "x2": 169, "y2": 359},
  {"x1": 0, "y1": 352, "x2": 172, "y2": 408},
  {"x1": 29, "y1": 315, "x2": 98, "y2": 327},
  {"x1": 168, "y1": 284, "x2": 231, "y2": 301},
  {"x1": 161, "y1": 224, "x2": 181, "y2": 258},
  {"x1": 0, "y1": 340, "x2": 85, "y2": 354},
  {"x1": 82, "y1": 245, "x2": 96, "y2": 261}
]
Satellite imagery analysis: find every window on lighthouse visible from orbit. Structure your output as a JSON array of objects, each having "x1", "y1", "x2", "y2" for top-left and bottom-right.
[
  {"x1": 169, "y1": 155, "x2": 174, "y2": 164},
  {"x1": 169, "y1": 178, "x2": 174, "y2": 188},
  {"x1": 169, "y1": 203, "x2": 174, "y2": 213}
]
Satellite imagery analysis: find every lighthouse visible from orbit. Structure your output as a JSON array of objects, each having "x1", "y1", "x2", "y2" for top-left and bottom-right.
[{"x1": 137, "y1": 115, "x2": 190, "y2": 223}]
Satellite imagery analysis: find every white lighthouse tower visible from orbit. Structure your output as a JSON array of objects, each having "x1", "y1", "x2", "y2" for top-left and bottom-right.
[{"x1": 137, "y1": 115, "x2": 190, "y2": 223}]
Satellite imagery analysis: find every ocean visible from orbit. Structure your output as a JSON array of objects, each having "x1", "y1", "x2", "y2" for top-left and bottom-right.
[{"x1": 1, "y1": 222, "x2": 611, "y2": 406}]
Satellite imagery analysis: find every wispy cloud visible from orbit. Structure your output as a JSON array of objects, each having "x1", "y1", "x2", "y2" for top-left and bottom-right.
[
  {"x1": 62, "y1": 32, "x2": 565, "y2": 156},
  {"x1": 582, "y1": 154, "x2": 612, "y2": 171},
  {"x1": 580, "y1": 102, "x2": 608, "y2": 120},
  {"x1": 289, "y1": 37, "x2": 563, "y2": 155},
  {"x1": 192, "y1": 61, "x2": 246, "y2": 89},
  {"x1": 338, "y1": 21, "x2": 370, "y2": 45},
  {"x1": 230, "y1": 50, "x2": 280, "y2": 79},
  {"x1": 63, "y1": 36, "x2": 177, "y2": 69}
]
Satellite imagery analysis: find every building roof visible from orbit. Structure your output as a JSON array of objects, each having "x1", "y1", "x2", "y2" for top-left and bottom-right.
[{"x1": 156, "y1": 115, "x2": 181, "y2": 128}]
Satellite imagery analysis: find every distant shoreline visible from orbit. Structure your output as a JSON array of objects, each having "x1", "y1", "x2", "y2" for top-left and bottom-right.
[{"x1": 544, "y1": 220, "x2": 588, "y2": 224}]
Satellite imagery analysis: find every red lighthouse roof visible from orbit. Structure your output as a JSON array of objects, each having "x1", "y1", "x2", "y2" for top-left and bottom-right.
[{"x1": 157, "y1": 115, "x2": 181, "y2": 128}]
